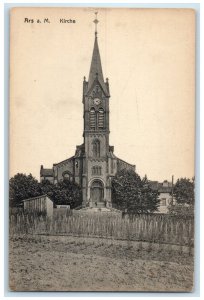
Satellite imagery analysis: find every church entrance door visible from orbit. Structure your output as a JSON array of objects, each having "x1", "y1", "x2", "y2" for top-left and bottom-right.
[{"x1": 90, "y1": 180, "x2": 104, "y2": 203}]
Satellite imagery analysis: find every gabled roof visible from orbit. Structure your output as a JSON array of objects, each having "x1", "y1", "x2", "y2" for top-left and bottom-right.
[
  {"x1": 149, "y1": 181, "x2": 173, "y2": 193},
  {"x1": 116, "y1": 156, "x2": 136, "y2": 169},
  {"x1": 158, "y1": 186, "x2": 172, "y2": 193},
  {"x1": 53, "y1": 156, "x2": 74, "y2": 167},
  {"x1": 22, "y1": 194, "x2": 53, "y2": 202},
  {"x1": 87, "y1": 36, "x2": 108, "y2": 96},
  {"x1": 40, "y1": 168, "x2": 53, "y2": 177}
]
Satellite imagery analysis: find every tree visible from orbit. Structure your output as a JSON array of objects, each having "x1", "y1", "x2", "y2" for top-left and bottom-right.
[
  {"x1": 173, "y1": 177, "x2": 195, "y2": 205},
  {"x1": 10, "y1": 174, "x2": 82, "y2": 209},
  {"x1": 112, "y1": 169, "x2": 159, "y2": 214},
  {"x1": 39, "y1": 179, "x2": 57, "y2": 198},
  {"x1": 140, "y1": 175, "x2": 160, "y2": 213},
  {"x1": 167, "y1": 177, "x2": 195, "y2": 216},
  {"x1": 9, "y1": 173, "x2": 41, "y2": 207},
  {"x1": 40, "y1": 178, "x2": 82, "y2": 209}
]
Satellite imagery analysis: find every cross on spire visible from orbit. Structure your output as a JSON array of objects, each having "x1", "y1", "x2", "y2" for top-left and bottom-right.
[
  {"x1": 93, "y1": 12, "x2": 99, "y2": 37},
  {"x1": 87, "y1": 11, "x2": 109, "y2": 96}
]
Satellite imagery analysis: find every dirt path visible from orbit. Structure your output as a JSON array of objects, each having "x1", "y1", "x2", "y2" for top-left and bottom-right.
[{"x1": 9, "y1": 235, "x2": 193, "y2": 292}]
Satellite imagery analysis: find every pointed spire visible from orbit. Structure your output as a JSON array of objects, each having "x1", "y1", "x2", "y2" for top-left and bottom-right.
[
  {"x1": 88, "y1": 34, "x2": 104, "y2": 85},
  {"x1": 87, "y1": 12, "x2": 108, "y2": 95}
]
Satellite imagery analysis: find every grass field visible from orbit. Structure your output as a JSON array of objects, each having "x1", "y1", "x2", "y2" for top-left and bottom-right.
[{"x1": 9, "y1": 234, "x2": 194, "y2": 292}]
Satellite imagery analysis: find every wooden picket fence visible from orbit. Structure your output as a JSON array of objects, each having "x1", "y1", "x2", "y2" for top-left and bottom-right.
[{"x1": 9, "y1": 210, "x2": 194, "y2": 247}]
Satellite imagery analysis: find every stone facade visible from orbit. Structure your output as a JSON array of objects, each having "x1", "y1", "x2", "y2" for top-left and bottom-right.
[{"x1": 40, "y1": 31, "x2": 135, "y2": 208}]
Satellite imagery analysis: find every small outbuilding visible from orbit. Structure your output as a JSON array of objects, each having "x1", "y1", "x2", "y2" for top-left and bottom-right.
[
  {"x1": 56, "y1": 205, "x2": 70, "y2": 209},
  {"x1": 22, "y1": 194, "x2": 53, "y2": 217}
]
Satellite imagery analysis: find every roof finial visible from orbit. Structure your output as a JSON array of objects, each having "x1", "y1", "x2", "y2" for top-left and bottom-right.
[{"x1": 93, "y1": 12, "x2": 99, "y2": 37}]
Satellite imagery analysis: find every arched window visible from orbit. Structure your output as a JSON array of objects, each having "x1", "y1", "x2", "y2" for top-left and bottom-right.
[
  {"x1": 62, "y1": 171, "x2": 73, "y2": 181},
  {"x1": 98, "y1": 166, "x2": 102, "y2": 175},
  {"x1": 92, "y1": 139, "x2": 100, "y2": 157},
  {"x1": 64, "y1": 173, "x2": 70, "y2": 180},
  {"x1": 89, "y1": 107, "x2": 96, "y2": 130},
  {"x1": 92, "y1": 166, "x2": 96, "y2": 175},
  {"x1": 98, "y1": 108, "x2": 104, "y2": 129},
  {"x1": 92, "y1": 166, "x2": 102, "y2": 175}
]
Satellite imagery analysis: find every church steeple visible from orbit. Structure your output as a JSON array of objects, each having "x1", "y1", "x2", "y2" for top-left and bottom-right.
[
  {"x1": 88, "y1": 35, "x2": 104, "y2": 88},
  {"x1": 87, "y1": 12, "x2": 109, "y2": 96}
]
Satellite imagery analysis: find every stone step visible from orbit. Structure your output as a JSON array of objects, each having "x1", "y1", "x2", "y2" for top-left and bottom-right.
[
  {"x1": 92, "y1": 202, "x2": 105, "y2": 208},
  {"x1": 73, "y1": 206, "x2": 122, "y2": 214}
]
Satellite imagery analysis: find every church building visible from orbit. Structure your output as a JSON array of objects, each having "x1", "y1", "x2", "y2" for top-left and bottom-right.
[{"x1": 40, "y1": 14, "x2": 135, "y2": 208}]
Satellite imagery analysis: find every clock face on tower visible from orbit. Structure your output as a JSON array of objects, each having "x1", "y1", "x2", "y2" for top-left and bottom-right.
[{"x1": 93, "y1": 98, "x2": 101, "y2": 105}]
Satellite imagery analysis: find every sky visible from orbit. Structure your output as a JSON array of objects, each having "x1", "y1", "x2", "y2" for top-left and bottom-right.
[{"x1": 10, "y1": 7, "x2": 195, "y2": 182}]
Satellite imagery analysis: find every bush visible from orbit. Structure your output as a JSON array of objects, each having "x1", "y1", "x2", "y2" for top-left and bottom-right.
[{"x1": 168, "y1": 203, "x2": 194, "y2": 217}]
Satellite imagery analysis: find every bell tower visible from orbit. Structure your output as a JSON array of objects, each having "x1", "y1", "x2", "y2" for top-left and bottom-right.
[
  {"x1": 40, "y1": 12, "x2": 136, "y2": 207},
  {"x1": 82, "y1": 12, "x2": 111, "y2": 207}
]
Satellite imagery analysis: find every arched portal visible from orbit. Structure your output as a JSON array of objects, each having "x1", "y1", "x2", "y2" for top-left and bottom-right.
[{"x1": 90, "y1": 180, "x2": 104, "y2": 203}]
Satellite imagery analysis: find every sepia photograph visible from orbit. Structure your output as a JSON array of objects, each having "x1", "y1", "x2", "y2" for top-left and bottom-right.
[{"x1": 9, "y1": 7, "x2": 195, "y2": 292}]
